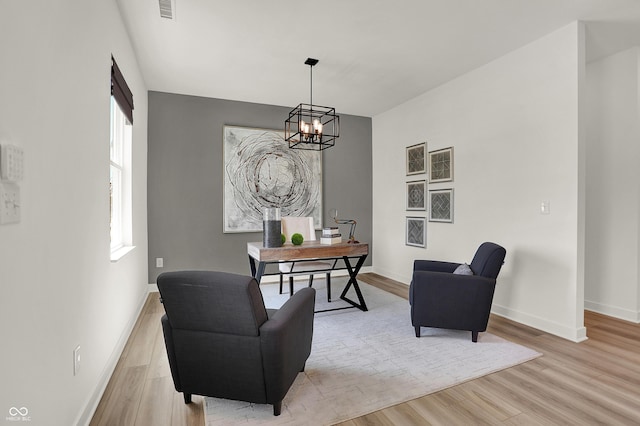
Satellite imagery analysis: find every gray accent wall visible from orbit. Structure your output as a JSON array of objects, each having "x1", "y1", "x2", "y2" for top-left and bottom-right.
[{"x1": 147, "y1": 91, "x2": 372, "y2": 283}]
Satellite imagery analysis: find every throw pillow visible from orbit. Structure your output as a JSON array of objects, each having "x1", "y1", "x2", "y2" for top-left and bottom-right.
[{"x1": 453, "y1": 263, "x2": 474, "y2": 275}]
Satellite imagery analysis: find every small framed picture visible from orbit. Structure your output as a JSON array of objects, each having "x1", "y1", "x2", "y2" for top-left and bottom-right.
[
  {"x1": 429, "y1": 189, "x2": 454, "y2": 223},
  {"x1": 406, "y1": 143, "x2": 426, "y2": 175},
  {"x1": 429, "y1": 147, "x2": 453, "y2": 183},
  {"x1": 406, "y1": 180, "x2": 426, "y2": 210},
  {"x1": 406, "y1": 217, "x2": 426, "y2": 248}
]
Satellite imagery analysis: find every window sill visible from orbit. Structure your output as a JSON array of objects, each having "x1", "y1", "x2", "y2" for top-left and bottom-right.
[{"x1": 111, "y1": 245, "x2": 136, "y2": 263}]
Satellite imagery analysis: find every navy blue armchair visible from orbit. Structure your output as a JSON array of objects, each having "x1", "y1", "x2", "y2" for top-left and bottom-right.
[
  {"x1": 158, "y1": 270, "x2": 315, "y2": 415},
  {"x1": 410, "y1": 242, "x2": 506, "y2": 342}
]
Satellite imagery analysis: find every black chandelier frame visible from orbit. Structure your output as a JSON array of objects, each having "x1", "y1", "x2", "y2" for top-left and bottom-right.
[{"x1": 285, "y1": 58, "x2": 340, "y2": 151}]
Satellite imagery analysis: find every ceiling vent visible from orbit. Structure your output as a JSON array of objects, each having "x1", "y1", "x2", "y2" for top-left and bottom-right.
[{"x1": 159, "y1": 0, "x2": 175, "y2": 19}]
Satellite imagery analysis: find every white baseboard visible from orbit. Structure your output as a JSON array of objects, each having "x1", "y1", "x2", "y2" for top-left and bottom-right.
[
  {"x1": 584, "y1": 300, "x2": 640, "y2": 323},
  {"x1": 75, "y1": 287, "x2": 150, "y2": 426},
  {"x1": 491, "y1": 303, "x2": 588, "y2": 343},
  {"x1": 369, "y1": 266, "x2": 410, "y2": 285}
]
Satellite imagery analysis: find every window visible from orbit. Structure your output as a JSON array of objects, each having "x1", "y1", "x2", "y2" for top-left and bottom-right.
[{"x1": 110, "y1": 57, "x2": 134, "y2": 259}]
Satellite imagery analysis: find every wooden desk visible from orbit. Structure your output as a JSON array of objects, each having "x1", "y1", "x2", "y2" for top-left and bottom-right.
[{"x1": 247, "y1": 241, "x2": 369, "y2": 312}]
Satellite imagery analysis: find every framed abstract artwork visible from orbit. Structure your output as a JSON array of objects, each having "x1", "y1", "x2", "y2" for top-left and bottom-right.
[
  {"x1": 223, "y1": 126, "x2": 322, "y2": 233},
  {"x1": 406, "y1": 217, "x2": 426, "y2": 248},
  {"x1": 406, "y1": 180, "x2": 426, "y2": 211},
  {"x1": 406, "y1": 143, "x2": 426, "y2": 175},
  {"x1": 429, "y1": 189, "x2": 454, "y2": 223},
  {"x1": 429, "y1": 147, "x2": 453, "y2": 183}
]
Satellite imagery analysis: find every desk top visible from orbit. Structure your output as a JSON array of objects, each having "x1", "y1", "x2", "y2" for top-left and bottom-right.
[{"x1": 247, "y1": 241, "x2": 369, "y2": 262}]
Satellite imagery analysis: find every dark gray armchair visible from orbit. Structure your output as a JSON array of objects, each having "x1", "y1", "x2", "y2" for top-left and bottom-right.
[
  {"x1": 410, "y1": 242, "x2": 506, "y2": 342},
  {"x1": 157, "y1": 270, "x2": 315, "y2": 416}
]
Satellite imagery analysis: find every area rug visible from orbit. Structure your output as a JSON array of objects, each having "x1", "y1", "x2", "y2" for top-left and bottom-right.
[{"x1": 204, "y1": 279, "x2": 541, "y2": 425}]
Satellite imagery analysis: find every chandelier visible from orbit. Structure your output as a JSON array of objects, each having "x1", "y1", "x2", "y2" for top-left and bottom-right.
[{"x1": 285, "y1": 58, "x2": 340, "y2": 150}]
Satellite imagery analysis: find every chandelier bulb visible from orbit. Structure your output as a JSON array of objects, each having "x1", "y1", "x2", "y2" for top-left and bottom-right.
[{"x1": 313, "y1": 119, "x2": 322, "y2": 135}]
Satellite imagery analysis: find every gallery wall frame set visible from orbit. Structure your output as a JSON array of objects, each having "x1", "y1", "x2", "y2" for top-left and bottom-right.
[{"x1": 404, "y1": 142, "x2": 455, "y2": 247}]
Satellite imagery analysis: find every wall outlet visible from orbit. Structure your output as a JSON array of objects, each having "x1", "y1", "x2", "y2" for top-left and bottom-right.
[
  {"x1": 73, "y1": 345, "x2": 81, "y2": 376},
  {"x1": 156, "y1": 257, "x2": 164, "y2": 268}
]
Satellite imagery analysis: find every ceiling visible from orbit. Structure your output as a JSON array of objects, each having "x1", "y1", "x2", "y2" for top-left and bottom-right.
[{"x1": 116, "y1": 0, "x2": 640, "y2": 117}]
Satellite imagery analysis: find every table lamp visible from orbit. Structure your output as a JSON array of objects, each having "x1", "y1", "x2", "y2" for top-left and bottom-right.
[{"x1": 330, "y1": 209, "x2": 358, "y2": 244}]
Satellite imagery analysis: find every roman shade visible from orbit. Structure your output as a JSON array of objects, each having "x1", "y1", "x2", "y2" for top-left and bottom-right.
[{"x1": 111, "y1": 56, "x2": 134, "y2": 124}]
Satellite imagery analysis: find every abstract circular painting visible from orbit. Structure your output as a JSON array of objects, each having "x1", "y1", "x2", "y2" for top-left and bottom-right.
[{"x1": 224, "y1": 126, "x2": 322, "y2": 232}]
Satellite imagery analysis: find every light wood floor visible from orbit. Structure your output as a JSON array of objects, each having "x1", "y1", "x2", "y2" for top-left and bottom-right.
[{"x1": 90, "y1": 273, "x2": 640, "y2": 425}]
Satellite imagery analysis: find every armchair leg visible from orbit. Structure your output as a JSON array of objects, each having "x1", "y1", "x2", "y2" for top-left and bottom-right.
[
  {"x1": 308, "y1": 274, "x2": 314, "y2": 287},
  {"x1": 300, "y1": 362, "x2": 306, "y2": 372},
  {"x1": 414, "y1": 326, "x2": 421, "y2": 338},
  {"x1": 472, "y1": 331, "x2": 478, "y2": 342},
  {"x1": 183, "y1": 393, "x2": 192, "y2": 404},
  {"x1": 273, "y1": 401, "x2": 282, "y2": 416},
  {"x1": 279, "y1": 274, "x2": 283, "y2": 294},
  {"x1": 289, "y1": 276, "x2": 294, "y2": 296},
  {"x1": 326, "y1": 273, "x2": 331, "y2": 302}
]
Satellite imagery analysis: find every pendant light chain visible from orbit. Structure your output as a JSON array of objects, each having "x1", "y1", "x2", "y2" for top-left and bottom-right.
[
  {"x1": 310, "y1": 64, "x2": 313, "y2": 106},
  {"x1": 309, "y1": 64, "x2": 313, "y2": 117}
]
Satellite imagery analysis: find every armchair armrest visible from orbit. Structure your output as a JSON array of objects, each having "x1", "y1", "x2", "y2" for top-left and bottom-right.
[
  {"x1": 161, "y1": 314, "x2": 182, "y2": 392},
  {"x1": 413, "y1": 259, "x2": 460, "y2": 273},
  {"x1": 260, "y1": 287, "x2": 315, "y2": 402}
]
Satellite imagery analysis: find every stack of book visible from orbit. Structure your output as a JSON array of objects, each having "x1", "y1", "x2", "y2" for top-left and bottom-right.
[{"x1": 320, "y1": 227, "x2": 342, "y2": 244}]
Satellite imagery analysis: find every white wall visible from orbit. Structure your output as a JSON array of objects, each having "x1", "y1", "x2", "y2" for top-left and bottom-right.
[
  {"x1": 372, "y1": 22, "x2": 587, "y2": 341},
  {"x1": 585, "y1": 47, "x2": 640, "y2": 322},
  {"x1": 0, "y1": 1, "x2": 148, "y2": 425}
]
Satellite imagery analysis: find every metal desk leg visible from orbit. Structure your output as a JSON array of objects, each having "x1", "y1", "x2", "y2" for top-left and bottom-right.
[
  {"x1": 249, "y1": 255, "x2": 256, "y2": 277},
  {"x1": 339, "y1": 254, "x2": 368, "y2": 311},
  {"x1": 248, "y1": 255, "x2": 266, "y2": 284}
]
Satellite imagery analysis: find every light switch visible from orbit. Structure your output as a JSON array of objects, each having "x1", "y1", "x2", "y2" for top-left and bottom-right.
[
  {"x1": 541, "y1": 201, "x2": 550, "y2": 215},
  {"x1": 0, "y1": 144, "x2": 24, "y2": 182}
]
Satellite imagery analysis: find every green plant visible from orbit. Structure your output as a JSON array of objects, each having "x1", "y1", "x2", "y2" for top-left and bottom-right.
[
  {"x1": 291, "y1": 233, "x2": 304, "y2": 245},
  {"x1": 281, "y1": 233, "x2": 286, "y2": 245}
]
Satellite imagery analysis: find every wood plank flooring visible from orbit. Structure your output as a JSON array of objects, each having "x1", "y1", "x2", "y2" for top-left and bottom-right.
[{"x1": 90, "y1": 273, "x2": 640, "y2": 425}]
